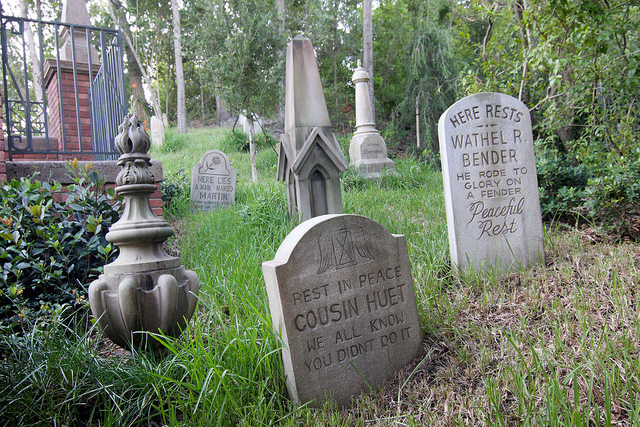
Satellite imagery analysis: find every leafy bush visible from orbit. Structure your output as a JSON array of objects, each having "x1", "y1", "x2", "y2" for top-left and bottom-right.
[
  {"x1": 585, "y1": 160, "x2": 640, "y2": 239},
  {"x1": 0, "y1": 161, "x2": 121, "y2": 331},
  {"x1": 161, "y1": 168, "x2": 191, "y2": 218},
  {"x1": 536, "y1": 149, "x2": 590, "y2": 220}
]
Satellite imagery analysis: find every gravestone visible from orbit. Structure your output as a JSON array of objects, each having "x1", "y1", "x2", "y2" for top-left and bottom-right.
[
  {"x1": 262, "y1": 214, "x2": 422, "y2": 407},
  {"x1": 349, "y1": 60, "x2": 395, "y2": 179},
  {"x1": 238, "y1": 113, "x2": 262, "y2": 136},
  {"x1": 150, "y1": 116, "x2": 165, "y2": 147},
  {"x1": 190, "y1": 150, "x2": 236, "y2": 210},
  {"x1": 438, "y1": 92, "x2": 544, "y2": 274},
  {"x1": 277, "y1": 35, "x2": 348, "y2": 222}
]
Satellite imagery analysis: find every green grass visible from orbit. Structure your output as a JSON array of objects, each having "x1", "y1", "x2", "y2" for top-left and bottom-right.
[{"x1": 2, "y1": 125, "x2": 640, "y2": 425}]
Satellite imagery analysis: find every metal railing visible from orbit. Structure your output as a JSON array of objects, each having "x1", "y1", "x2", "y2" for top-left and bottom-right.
[{"x1": 1, "y1": 13, "x2": 126, "y2": 160}]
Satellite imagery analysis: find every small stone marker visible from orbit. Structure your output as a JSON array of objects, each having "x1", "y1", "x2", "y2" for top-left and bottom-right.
[
  {"x1": 150, "y1": 116, "x2": 165, "y2": 147},
  {"x1": 262, "y1": 214, "x2": 422, "y2": 407},
  {"x1": 238, "y1": 113, "x2": 262, "y2": 136},
  {"x1": 438, "y1": 92, "x2": 544, "y2": 274},
  {"x1": 190, "y1": 150, "x2": 236, "y2": 210}
]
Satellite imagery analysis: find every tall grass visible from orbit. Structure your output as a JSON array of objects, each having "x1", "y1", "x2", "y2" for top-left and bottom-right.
[{"x1": 2, "y1": 125, "x2": 640, "y2": 425}]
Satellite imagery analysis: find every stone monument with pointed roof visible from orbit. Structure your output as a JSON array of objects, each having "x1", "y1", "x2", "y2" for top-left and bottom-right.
[
  {"x1": 349, "y1": 60, "x2": 395, "y2": 179},
  {"x1": 277, "y1": 35, "x2": 348, "y2": 222},
  {"x1": 59, "y1": 0, "x2": 99, "y2": 63}
]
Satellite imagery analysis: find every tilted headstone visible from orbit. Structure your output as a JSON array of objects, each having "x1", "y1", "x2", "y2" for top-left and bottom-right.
[
  {"x1": 277, "y1": 35, "x2": 348, "y2": 222},
  {"x1": 262, "y1": 214, "x2": 422, "y2": 407},
  {"x1": 150, "y1": 116, "x2": 165, "y2": 147},
  {"x1": 349, "y1": 60, "x2": 395, "y2": 179},
  {"x1": 191, "y1": 150, "x2": 236, "y2": 210},
  {"x1": 438, "y1": 92, "x2": 544, "y2": 274}
]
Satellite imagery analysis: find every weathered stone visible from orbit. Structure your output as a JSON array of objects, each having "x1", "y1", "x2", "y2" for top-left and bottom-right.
[
  {"x1": 262, "y1": 214, "x2": 422, "y2": 407},
  {"x1": 277, "y1": 36, "x2": 348, "y2": 221},
  {"x1": 88, "y1": 114, "x2": 199, "y2": 352},
  {"x1": 349, "y1": 60, "x2": 395, "y2": 179},
  {"x1": 190, "y1": 150, "x2": 236, "y2": 210},
  {"x1": 438, "y1": 92, "x2": 544, "y2": 274},
  {"x1": 150, "y1": 116, "x2": 165, "y2": 147},
  {"x1": 59, "y1": 0, "x2": 99, "y2": 63}
]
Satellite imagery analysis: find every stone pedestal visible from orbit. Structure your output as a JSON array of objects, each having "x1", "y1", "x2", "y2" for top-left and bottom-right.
[{"x1": 349, "y1": 61, "x2": 395, "y2": 179}]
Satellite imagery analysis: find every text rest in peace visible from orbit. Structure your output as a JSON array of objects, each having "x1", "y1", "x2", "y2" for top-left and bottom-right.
[{"x1": 292, "y1": 266, "x2": 403, "y2": 306}]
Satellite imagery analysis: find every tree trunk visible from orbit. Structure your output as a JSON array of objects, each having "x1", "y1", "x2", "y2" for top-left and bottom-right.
[
  {"x1": 416, "y1": 97, "x2": 420, "y2": 148},
  {"x1": 363, "y1": 0, "x2": 375, "y2": 122},
  {"x1": 248, "y1": 113, "x2": 258, "y2": 182},
  {"x1": 108, "y1": 0, "x2": 163, "y2": 119},
  {"x1": 276, "y1": 0, "x2": 286, "y2": 125},
  {"x1": 513, "y1": 0, "x2": 530, "y2": 105},
  {"x1": 171, "y1": 0, "x2": 187, "y2": 134},
  {"x1": 19, "y1": 0, "x2": 43, "y2": 102},
  {"x1": 127, "y1": 49, "x2": 147, "y2": 122}
]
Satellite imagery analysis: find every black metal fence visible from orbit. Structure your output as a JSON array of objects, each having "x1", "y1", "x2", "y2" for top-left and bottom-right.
[{"x1": 1, "y1": 13, "x2": 126, "y2": 160}]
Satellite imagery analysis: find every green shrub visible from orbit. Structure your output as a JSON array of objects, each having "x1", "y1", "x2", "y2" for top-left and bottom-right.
[
  {"x1": 0, "y1": 161, "x2": 121, "y2": 331},
  {"x1": 585, "y1": 160, "x2": 640, "y2": 239},
  {"x1": 161, "y1": 168, "x2": 191, "y2": 218},
  {"x1": 536, "y1": 148, "x2": 590, "y2": 220}
]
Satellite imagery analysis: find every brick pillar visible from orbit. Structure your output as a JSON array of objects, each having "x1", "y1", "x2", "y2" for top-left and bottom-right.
[{"x1": 44, "y1": 59, "x2": 100, "y2": 161}]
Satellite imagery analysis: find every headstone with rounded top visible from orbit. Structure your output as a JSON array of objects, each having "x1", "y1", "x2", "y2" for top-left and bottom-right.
[
  {"x1": 438, "y1": 92, "x2": 544, "y2": 275},
  {"x1": 190, "y1": 150, "x2": 236, "y2": 210},
  {"x1": 262, "y1": 214, "x2": 422, "y2": 407}
]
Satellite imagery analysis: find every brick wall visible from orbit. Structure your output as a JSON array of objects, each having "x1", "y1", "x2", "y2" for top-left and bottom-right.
[{"x1": 1, "y1": 59, "x2": 164, "y2": 217}]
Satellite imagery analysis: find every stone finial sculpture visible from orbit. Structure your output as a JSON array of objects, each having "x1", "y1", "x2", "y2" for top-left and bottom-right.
[
  {"x1": 277, "y1": 35, "x2": 348, "y2": 222},
  {"x1": 89, "y1": 114, "x2": 199, "y2": 351},
  {"x1": 349, "y1": 60, "x2": 395, "y2": 179}
]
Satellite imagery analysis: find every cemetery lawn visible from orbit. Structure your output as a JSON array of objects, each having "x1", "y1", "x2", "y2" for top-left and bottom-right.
[{"x1": 2, "y1": 126, "x2": 640, "y2": 426}]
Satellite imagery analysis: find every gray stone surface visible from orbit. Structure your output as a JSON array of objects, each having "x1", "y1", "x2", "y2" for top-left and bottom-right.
[
  {"x1": 277, "y1": 36, "x2": 348, "y2": 222},
  {"x1": 349, "y1": 61, "x2": 395, "y2": 179},
  {"x1": 263, "y1": 214, "x2": 422, "y2": 407},
  {"x1": 89, "y1": 114, "x2": 199, "y2": 352},
  {"x1": 191, "y1": 150, "x2": 236, "y2": 210},
  {"x1": 438, "y1": 92, "x2": 544, "y2": 274},
  {"x1": 6, "y1": 160, "x2": 163, "y2": 183},
  {"x1": 150, "y1": 116, "x2": 165, "y2": 147},
  {"x1": 60, "y1": 0, "x2": 99, "y2": 63}
]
